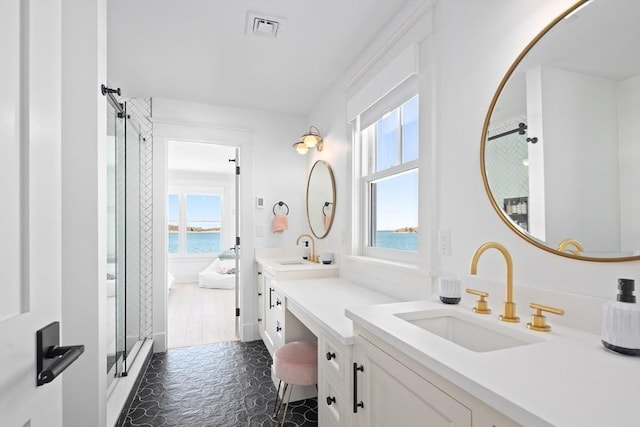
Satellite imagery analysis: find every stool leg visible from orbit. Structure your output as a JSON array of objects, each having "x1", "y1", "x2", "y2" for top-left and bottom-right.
[
  {"x1": 278, "y1": 384, "x2": 294, "y2": 427},
  {"x1": 272, "y1": 380, "x2": 282, "y2": 416},
  {"x1": 273, "y1": 382, "x2": 289, "y2": 419}
]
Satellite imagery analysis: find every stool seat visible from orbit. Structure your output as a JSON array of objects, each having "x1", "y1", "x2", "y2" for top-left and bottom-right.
[{"x1": 273, "y1": 341, "x2": 318, "y2": 386}]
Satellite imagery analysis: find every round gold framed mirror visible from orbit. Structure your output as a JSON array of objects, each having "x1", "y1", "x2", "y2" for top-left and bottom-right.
[
  {"x1": 306, "y1": 160, "x2": 336, "y2": 239},
  {"x1": 481, "y1": 0, "x2": 640, "y2": 262}
]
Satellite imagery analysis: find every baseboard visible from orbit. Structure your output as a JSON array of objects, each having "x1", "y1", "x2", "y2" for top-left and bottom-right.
[
  {"x1": 242, "y1": 322, "x2": 259, "y2": 342},
  {"x1": 153, "y1": 332, "x2": 167, "y2": 353}
]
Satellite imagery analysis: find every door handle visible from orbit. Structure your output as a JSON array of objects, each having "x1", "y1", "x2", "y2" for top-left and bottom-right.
[
  {"x1": 353, "y1": 363, "x2": 364, "y2": 413},
  {"x1": 37, "y1": 322, "x2": 85, "y2": 386}
]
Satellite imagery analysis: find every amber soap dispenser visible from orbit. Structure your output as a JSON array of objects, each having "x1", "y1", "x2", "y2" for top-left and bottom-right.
[{"x1": 601, "y1": 278, "x2": 640, "y2": 356}]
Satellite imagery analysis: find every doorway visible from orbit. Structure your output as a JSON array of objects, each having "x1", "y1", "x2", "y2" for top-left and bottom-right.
[{"x1": 166, "y1": 140, "x2": 240, "y2": 348}]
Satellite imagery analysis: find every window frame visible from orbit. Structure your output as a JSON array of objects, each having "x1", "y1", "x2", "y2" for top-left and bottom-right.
[{"x1": 356, "y1": 90, "x2": 420, "y2": 264}]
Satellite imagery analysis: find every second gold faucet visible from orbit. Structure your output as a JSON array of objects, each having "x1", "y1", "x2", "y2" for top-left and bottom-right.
[
  {"x1": 296, "y1": 233, "x2": 318, "y2": 263},
  {"x1": 470, "y1": 242, "x2": 520, "y2": 323}
]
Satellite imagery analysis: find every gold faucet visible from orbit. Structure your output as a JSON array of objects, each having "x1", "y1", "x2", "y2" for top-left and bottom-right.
[
  {"x1": 557, "y1": 238, "x2": 583, "y2": 256},
  {"x1": 296, "y1": 234, "x2": 317, "y2": 262},
  {"x1": 470, "y1": 242, "x2": 520, "y2": 323}
]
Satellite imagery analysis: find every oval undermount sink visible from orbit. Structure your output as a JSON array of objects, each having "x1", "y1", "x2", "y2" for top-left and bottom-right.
[{"x1": 394, "y1": 309, "x2": 543, "y2": 352}]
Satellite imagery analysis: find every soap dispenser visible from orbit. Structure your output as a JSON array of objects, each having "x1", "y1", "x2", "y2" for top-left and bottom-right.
[{"x1": 601, "y1": 279, "x2": 640, "y2": 356}]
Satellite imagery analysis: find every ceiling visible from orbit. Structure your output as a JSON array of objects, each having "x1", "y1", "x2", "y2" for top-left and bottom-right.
[{"x1": 107, "y1": 0, "x2": 415, "y2": 116}]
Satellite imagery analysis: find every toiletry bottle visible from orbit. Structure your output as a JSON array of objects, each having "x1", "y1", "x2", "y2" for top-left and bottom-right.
[
  {"x1": 302, "y1": 241, "x2": 310, "y2": 260},
  {"x1": 601, "y1": 278, "x2": 640, "y2": 356}
]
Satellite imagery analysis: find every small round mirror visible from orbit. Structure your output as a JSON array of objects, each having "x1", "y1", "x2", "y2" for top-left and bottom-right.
[{"x1": 306, "y1": 160, "x2": 336, "y2": 239}]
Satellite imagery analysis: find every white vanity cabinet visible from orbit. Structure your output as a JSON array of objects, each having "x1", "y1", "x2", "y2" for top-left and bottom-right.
[
  {"x1": 256, "y1": 266, "x2": 282, "y2": 355},
  {"x1": 254, "y1": 257, "x2": 338, "y2": 356},
  {"x1": 260, "y1": 270, "x2": 285, "y2": 354},
  {"x1": 256, "y1": 270, "x2": 264, "y2": 331},
  {"x1": 352, "y1": 329, "x2": 520, "y2": 427},
  {"x1": 352, "y1": 333, "x2": 471, "y2": 427}
]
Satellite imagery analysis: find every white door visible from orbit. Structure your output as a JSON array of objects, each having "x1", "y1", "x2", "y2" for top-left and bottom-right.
[{"x1": 0, "y1": 1, "x2": 67, "y2": 426}]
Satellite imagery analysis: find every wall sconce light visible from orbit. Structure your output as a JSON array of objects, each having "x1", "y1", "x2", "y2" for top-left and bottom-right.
[{"x1": 292, "y1": 126, "x2": 324, "y2": 154}]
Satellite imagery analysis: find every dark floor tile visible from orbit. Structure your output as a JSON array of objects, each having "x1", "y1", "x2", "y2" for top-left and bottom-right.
[{"x1": 122, "y1": 340, "x2": 317, "y2": 427}]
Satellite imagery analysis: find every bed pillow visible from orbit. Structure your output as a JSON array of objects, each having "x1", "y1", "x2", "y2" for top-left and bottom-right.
[
  {"x1": 218, "y1": 250, "x2": 237, "y2": 260},
  {"x1": 214, "y1": 258, "x2": 236, "y2": 274}
]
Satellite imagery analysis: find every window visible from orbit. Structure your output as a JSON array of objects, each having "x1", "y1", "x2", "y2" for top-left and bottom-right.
[
  {"x1": 168, "y1": 193, "x2": 223, "y2": 255},
  {"x1": 360, "y1": 94, "x2": 419, "y2": 257}
]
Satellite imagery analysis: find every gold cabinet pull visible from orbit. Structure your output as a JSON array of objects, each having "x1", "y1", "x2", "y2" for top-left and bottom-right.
[
  {"x1": 465, "y1": 288, "x2": 491, "y2": 314},
  {"x1": 526, "y1": 303, "x2": 565, "y2": 332}
]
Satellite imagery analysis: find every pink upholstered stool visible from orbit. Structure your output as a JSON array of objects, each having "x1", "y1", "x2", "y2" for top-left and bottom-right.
[{"x1": 272, "y1": 341, "x2": 318, "y2": 425}]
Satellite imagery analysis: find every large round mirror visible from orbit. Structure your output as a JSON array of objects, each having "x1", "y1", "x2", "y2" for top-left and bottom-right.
[
  {"x1": 481, "y1": 0, "x2": 640, "y2": 262},
  {"x1": 306, "y1": 160, "x2": 336, "y2": 239}
]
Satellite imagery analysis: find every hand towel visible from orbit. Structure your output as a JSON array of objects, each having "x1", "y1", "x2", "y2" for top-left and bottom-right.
[
  {"x1": 324, "y1": 213, "x2": 332, "y2": 230},
  {"x1": 273, "y1": 214, "x2": 288, "y2": 233}
]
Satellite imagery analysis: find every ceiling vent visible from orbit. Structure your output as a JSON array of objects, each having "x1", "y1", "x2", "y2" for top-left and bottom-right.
[
  {"x1": 246, "y1": 11, "x2": 285, "y2": 38},
  {"x1": 253, "y1": 18, "x2": 279, "y2": 37}
]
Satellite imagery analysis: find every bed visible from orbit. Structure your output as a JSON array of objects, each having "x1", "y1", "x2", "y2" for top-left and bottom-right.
[{"x1": 198, "y1": 250, "x2": 237, "y2": 289}]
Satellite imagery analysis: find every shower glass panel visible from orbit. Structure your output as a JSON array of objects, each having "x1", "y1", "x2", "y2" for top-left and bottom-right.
[
  {"x1": 106, "y1": 95, "x2": 126, "y2": 383},
  {"x1": 124, "y1": 103, "x2": 143, "y2": 371},
  {"x1": 106, "y1": 95, "x2": 146, "y2": 383}
]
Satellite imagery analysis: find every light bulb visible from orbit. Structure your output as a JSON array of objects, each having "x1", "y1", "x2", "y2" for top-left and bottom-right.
[
  {"x1": 303, "y1": 134, "x2": 318, "y2": 148},
  {"x1": 294, "y1": 142, "x2": 309, "y2": 154}
]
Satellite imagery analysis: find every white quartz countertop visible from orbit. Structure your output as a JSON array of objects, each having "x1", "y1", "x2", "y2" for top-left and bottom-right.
[
  {"x1": 346, "y1": 299, "x2": 640, "y2": 427},
  {"x1": 255, "y1": 255, "x2": 339, "y2": 275},
  {"x1": 273, "y1": 278, "x2": 399, "y2": 345}
]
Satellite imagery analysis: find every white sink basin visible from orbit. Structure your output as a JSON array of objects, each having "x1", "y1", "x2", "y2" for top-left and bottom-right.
[
  {"x1": 278, "y1": 260, "x2": 306, "y2": 265},
  {"x1": 395, "y1": 309, "x2": 543, "y2": 352}
]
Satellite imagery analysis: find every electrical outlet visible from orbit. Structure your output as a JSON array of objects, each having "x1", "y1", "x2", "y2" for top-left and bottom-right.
[{"x1": 438, "y1": 230, "x2": 451, "y2": 255}]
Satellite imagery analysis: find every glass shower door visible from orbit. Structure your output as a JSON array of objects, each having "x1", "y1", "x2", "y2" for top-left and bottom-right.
[
  {"x1": 106, "y1": 96, "x2": 146, "y2": 383},
  {"x1": 106, "y1": 94, "x2": 126, "y2": 384},
  {"x1": 124, "y1": 102, "x2": 143, "y2": 371}
]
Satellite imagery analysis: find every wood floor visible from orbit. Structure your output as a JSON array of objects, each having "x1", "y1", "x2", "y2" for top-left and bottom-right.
[{"x1": 167, "y1": 282, "x2": 238, "y2": 348}]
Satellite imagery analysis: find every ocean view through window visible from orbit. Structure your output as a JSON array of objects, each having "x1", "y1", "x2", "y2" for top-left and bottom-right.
[
  {"x1": 168, "y1": 193, "x2": 223, "y2": 255},
  {"x1": 375, "y1": 230, "x2": 417, "y2": 251}
]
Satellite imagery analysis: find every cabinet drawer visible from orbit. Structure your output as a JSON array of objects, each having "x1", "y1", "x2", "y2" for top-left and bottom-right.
[
  {"x1": 274, "y1": 319, "x2": 284, "y2": 348},
  {"x1": 320, "y1": 371, "x2": 349, "y2": 427},
  {"x1": 320, "y1": 333, "x2": 349, "y2": 383},
  {"x1": 273, "y1": 291, "x2": 285, "y2": 319}
]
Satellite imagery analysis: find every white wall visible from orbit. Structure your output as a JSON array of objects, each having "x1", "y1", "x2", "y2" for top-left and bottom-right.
[
  {"x1": 61, "y1": 1, "x2": 108, "y2": 426},
  {"x1": 151, "y1": 98, "x2": 308, "y2": 349},
  {"x1": 307, "y1": 0, "x2": 640, "y2": 310}
]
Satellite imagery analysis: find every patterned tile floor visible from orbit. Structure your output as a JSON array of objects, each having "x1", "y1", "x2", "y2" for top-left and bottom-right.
[{"x1": 122, "y1": 341, "x2": 318, "y2": 427}]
